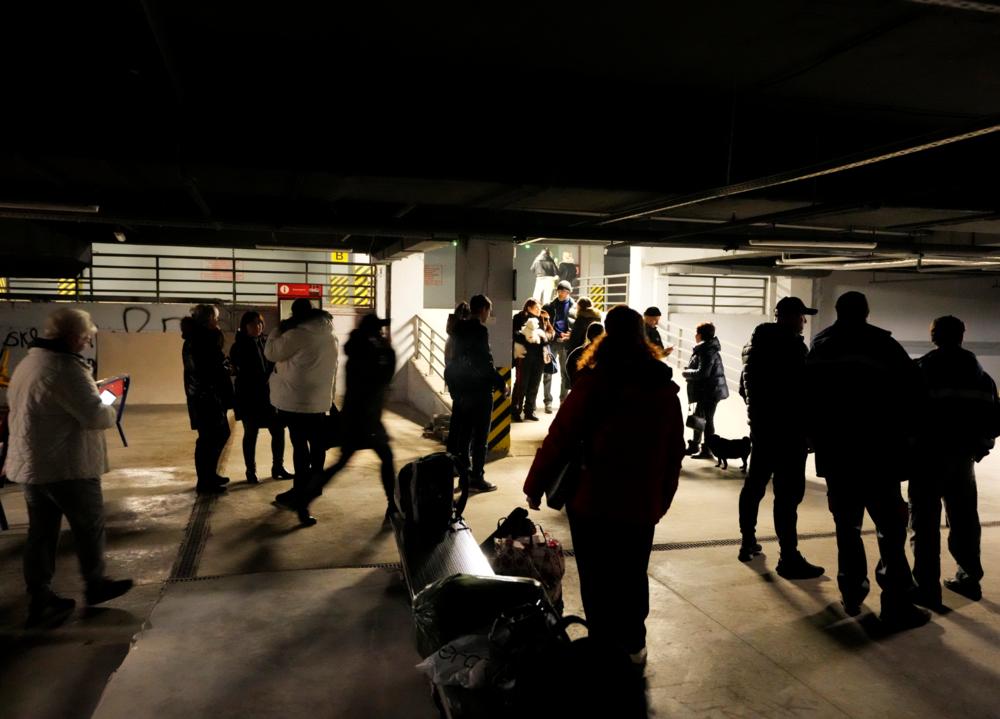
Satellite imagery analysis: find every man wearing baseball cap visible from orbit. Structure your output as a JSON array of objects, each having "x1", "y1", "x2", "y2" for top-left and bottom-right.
[
  {"x1": 805, "y1": 291, "x2": 929, "y2": 630},
  {"x1": 541, "y1": 280, "x2": 577, "y2": 412},
  {"x1": 737, "y1": 296, "x2": 825, "y2": 581}
]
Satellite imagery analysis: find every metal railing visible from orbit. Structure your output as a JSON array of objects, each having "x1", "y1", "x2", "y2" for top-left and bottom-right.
[
  {"x1": 574, "y1": 273, "x2": 630, "y2": 311},
  {"x1": 665, "y1": 275, "x2": 768, "y2": 315},
  {"x1": 1, "y1": 249, "x2": 376, "y2": 307},
  {"x1": 414, "y1": 315, "x2": 448, "y2": 384},
  {"x1": 660, "y1": 320, "x2": 744, "y2": 390}
]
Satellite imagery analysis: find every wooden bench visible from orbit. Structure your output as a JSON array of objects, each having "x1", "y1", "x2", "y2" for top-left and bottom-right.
[{"x1": 391, "y1": 515, "x2": 502, "y2": 719}]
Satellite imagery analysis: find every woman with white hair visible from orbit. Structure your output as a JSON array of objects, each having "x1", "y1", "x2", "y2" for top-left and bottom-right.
[{"x1": 6, "y1": 308, "x2": 133, "y2": 626}]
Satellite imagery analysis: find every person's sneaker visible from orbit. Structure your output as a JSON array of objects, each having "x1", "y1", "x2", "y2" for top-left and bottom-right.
[
  {"x1": 197, "y1": 484, "x2": 226, "y2": 495},
  {"x1": 944, "y1": 576, "x2": 983, "y2": 601},
  {"x1": 692, "y1": 448, "x2": 715, "y2": 460},
  {"x1": 544, "y1": 405, "x2": 553, "y2": 414},
  {"x1": 271, "y1": 467, "x2": 294, "y2": 480},
  {"x1": 86, "y1": 578, "x2": 134, "y2": 606},
  {"x1": 909, "y1": 585, "x2": 943, "y2": 609},
  {"x1": 524, "y1": 413, "x2": 540, "y2": 421},
  {"x1": 27, "y1": 593, "x2": 76, "y2": 627},
  {"x1": 776, "y1": 553, "x2": 825, "y2": 580},
  {"x1": 469, "y1": 481, "x2": 498, "y2": 493},
  {"x1": 246, "y1": 472, "x2": 259, "y2": 485},
  {"x1": 738, "y1": 542, "x2": 763, "y2": 562},
  {"x1": 880, "y1": 603, "x2": 931, "y2": 631}
]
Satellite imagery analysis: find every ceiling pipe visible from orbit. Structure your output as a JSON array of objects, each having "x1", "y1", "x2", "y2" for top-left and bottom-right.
[
  {"x1": 884, "y1": 210, "x2": 1000, "y2": 231},
  {"x1": 585, "y1": 111, "x2": 1000, "y2": 226},
  {"x1": 749, "y1": 239, "x2": 878, "y2": 250}
]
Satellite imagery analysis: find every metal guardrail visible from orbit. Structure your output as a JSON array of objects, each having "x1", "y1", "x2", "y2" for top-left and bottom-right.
[
  {"x1": 414, "y1": 315, "x2": 448, "y2": 385},
  {"x1": 661, "y1": 320, "x2": 744, "y2": 390},
  {"x1": 0, "y1": 250, "x2": 376, "y2": 308},
  {"x1": 574, "y1": 273, "x2": 630, "y2": 311}
]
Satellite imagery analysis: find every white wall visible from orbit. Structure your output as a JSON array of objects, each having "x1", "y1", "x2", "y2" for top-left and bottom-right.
[{"x1": 813, "y1": 272, "x2": 1000, "y2": 379}]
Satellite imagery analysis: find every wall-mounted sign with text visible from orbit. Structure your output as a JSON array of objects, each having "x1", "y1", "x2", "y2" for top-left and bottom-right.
[{"x1": 424, "y1": 265, "x2": 443, "y2": 286}]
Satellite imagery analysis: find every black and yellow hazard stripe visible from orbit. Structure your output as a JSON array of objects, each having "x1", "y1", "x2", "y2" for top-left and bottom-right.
[
  {"x1": 487, "y1": 366, "x2": 512, "y2": 453},
  {"x1": 57, "y1": 277, "x2": 81, "y2": 296},
  {"x1": 589, "y1": 285, "x2": 605, "y2": 312},
  {"x1": 0, "y1": 277, "x2": 7, "y2": 294},
  {"x1": 329, "y1": 275, "x2": 350, "y2": 305},
  {"x1": 353, "y1": 264, "x2": 373, "y2": 306}
]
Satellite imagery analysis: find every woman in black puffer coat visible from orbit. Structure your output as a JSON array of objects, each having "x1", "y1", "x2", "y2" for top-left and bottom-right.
[
  {"x1": 181, "y1": 305, "x2": 235, "y2": 494},
  {"x1": 229, "y1": 311, "x2": 291, "y2": 484},
  {"x1": 682, "y1": 322, "x2": 730, "y2": 458}
]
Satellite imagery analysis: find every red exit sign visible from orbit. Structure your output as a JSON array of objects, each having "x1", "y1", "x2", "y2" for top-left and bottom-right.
[{"x1": 277, "y1": 283, "x2": 322, "y2": 298}]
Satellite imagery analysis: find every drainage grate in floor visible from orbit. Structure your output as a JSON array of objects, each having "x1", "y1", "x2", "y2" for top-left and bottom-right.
[{"x1": 169, "y1": 494, "x2": 218, "y2": 580}]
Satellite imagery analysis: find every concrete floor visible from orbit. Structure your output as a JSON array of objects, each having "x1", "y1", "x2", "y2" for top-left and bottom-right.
[{"x1": 2, "y1": 389, "x2": 1000, "y2": 718}]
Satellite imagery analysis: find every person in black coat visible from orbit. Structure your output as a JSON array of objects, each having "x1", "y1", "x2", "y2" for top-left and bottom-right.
[
  {"x1": 683, "y1": 323, "x2": 729, "y2": 459},
  {"x1": 181, "y1": 305, "x2": 235, "y2": 495},
  {"x1": 299, "y1": 313, "x2": 396, "y2": 526},
  {"x1": 446, "y1": 294, "x2": 509, "y2": 492},
  {"x1": 229, "y1": 311, "x2": 291, "y2": 484},
  {"x1": 909, "y1": 315, "x2": 1000, "y2": 606},
  {"x1": 512, "y1": 298, "x2": 553, "y2": 422},
  {"x1": 567, "y1": 297, "x2": 602, "y2": 355},
  {"x1": 806, "y1": 292, "x2": 929, "y2": 631},
  {"x1": 736, "y1": 297, "x2": 823, "y2": 580}
]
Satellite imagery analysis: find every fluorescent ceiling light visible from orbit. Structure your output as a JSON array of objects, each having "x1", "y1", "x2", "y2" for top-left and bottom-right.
[
  {"x1": 748, "y1": 239, "x2": 877, "y2": 250},
  {"x1": 0, "y1": 201, "x2": 99, "y2": 213},
  {"x1": 777, "y1": 255, "x2": 868, "y2": 265},
  {"x1": 256, "y1": 245, "x2": 343, "y2": 252}
]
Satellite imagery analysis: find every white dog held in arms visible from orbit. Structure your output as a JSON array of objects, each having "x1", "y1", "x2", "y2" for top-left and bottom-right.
[{"x1": 520, "y1": 317, "x2": 547, "y2": 344}]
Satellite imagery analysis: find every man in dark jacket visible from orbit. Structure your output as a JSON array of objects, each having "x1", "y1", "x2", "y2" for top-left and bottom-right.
[
  {"x1": 683, "y1": 322, "x2": 729, "y2": 461},
  {"x1": 298, "y1": 314, "x2": 396, "y2": 526},
  {"x1": 737, "y1": 297, "x2": 824, "y2": 580},
  {"x1": 447, "y1": 294, "x2": 509, "y2": 492},
  {"x1": 566, "y1": 297, "x2": 601, "y2": 355},
  {"x1": 530, "y1": 248, "x2": 560, "y2": 304},
  {"x1": 542, "y1": 281, "x2": 577, "y2": 412},
  {"x1": 909, "y1": 315, "x2": 999, "y2": 606},
  {"x1": 806, "y1": 291, "x2": 929, "y2": 631},
  {"x1": 643, "y1": 307, "x2": 664, "y2": 350}
]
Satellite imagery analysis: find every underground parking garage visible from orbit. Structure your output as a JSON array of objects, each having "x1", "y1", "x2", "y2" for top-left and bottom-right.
[{"x1": 4, "y1": 1, "x2": 1000, "y2": 717}]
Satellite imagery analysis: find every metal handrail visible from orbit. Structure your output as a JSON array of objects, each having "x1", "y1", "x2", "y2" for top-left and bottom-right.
[{"x1": 414, "y1": 316, "x2": 448, "y2": 384}]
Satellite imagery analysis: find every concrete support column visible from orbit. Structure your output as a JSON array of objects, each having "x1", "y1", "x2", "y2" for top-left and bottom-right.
[
  {"x1": 455, "y1": 238, "x2": 513, "y2": 362},
  {"x1": 455, "y1": 237, "x2": 513, "y2": 456}
]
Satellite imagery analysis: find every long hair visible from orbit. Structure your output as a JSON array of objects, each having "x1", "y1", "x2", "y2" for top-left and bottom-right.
[{"x1": 576, "y1": 305, "x2": 663, "y2": 372}]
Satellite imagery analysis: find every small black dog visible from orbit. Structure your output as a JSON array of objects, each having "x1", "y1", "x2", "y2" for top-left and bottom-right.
[{"x1": 707, "y1": 434, "x2": 751, "y2": 473}]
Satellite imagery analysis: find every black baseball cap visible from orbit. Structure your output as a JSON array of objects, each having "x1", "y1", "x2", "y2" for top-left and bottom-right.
[
  {"x1": 643, "y1": 306, "x2": 661, "y2": 317},
  {"x1": 774, "y1": 296, "x2": 818, "y2": 317}
]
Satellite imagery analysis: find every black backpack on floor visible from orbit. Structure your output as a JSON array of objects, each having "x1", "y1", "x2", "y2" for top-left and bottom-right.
[{"x1": 394, "y1": 452, "x2": 470, "y2": 542}]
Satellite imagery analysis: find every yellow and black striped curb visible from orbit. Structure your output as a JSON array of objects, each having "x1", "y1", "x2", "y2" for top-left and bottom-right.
[
  {"x1": 589, "y1": 285, "x2": 605, "y2": 312},
  {"x1": 487, "y1": 366, "x2": 512, "y2": 452}
]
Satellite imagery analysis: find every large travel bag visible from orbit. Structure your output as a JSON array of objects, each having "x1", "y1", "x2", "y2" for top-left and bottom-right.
[{"x1": 394, "y1": 452, "x2": 470, "y2": 542}]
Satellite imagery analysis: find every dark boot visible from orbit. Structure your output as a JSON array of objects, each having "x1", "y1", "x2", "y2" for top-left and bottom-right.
[
  {"x1": 685, "y1": 440, "x2": 700, "y2": 456},
  {"x1": 775, "y1": 552, "x2": 825, "y2": 580},
  {"x1": 246, "y1": 462, "x2": 259, "y2": 484},
  {"x1": 692, "y1": 444, "x2": 715, "y2": 460},
  {"x1": 271, "y1": 466, "x2": 294, "y2": 480}
]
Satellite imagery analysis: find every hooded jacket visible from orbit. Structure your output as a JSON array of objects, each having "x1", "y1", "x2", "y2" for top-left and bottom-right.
[
  {"x1": 229, "y1": 332, "x2": 277, "y2": 425},
  {"x1": 916, "y1": 346, "x2": 1000, "y2": 456},
  {"x1": 805, "y1": 320, "x2": 923, "y2": 477},
  {"x1": 566, "y1": 307, "x2": 602, "y2": 354},
  {"x1": 446, "y1": 318, "x2": 506, "y2": 395},
  {"x1": 523, "y1": 358, "x2": 686, "y2": 525},
  {"x1": 340, "y1": 328, "x2": 396, "y2": 447},
  {"x1": 182, "y1": 317, "x2": 235, "y2": 430},
  {"x1": 738, "y1": 322, "x2": 807, "y2": 431},
  {"x1": 6, "y1": 338, "x2": 117, "y2": 483},
  {"x1": 683, "y1": 336, "x2": 730, "y2": 404},
  {"x1": 264, "y1": 309, "x2": 339, "y2": 414}
]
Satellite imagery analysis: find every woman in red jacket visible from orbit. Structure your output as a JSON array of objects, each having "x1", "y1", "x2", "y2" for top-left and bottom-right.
[{"x1": 523, "y1": 305, "x2": 686, "y2": 666}]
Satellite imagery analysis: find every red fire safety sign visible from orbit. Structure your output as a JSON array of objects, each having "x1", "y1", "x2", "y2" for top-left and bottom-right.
[{"x1": 277, "y1": 283, "x2": 322, "y2": 298}]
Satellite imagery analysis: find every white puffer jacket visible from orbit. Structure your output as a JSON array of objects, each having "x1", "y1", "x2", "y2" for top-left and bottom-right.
[
  {"x1": 264, "y1": 313, "x2": 339, "y2": 414},
  {"x1": 6, "y1": 342, "x2": 117, "y2": 484}
]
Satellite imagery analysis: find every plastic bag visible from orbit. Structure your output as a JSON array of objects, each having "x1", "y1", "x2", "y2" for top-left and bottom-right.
[
  {"x1": 494, "y1": 529, "x2": 566, "y2": 604},
  {"x1": 415, "y1": 633, "x2": 493, "y2": 689},
  {"x1": 411, "y1": 573, "x2": 546, "y2": 658}
]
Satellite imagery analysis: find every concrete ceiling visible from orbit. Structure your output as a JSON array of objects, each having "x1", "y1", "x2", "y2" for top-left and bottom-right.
[{"x1": 3, "y1": 0, "x2": 1000, "y2": 274}]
